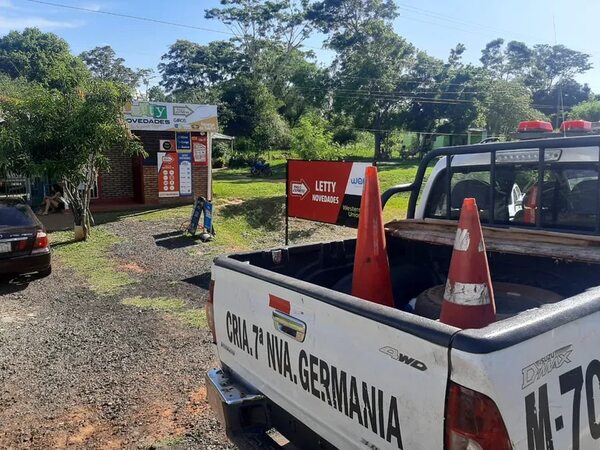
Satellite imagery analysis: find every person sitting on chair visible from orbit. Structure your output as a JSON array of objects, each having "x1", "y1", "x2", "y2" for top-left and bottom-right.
[{"x1": 40, "y1": 183, "x2": 66, "y2": 215}]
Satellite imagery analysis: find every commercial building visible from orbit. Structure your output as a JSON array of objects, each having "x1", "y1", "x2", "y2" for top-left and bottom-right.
[
  {"x1": 95, "y1": 101, "x2": 218, "y2": 208},
  {"x1": 1, "y1": 101, "x2": 218, "y2": 209}
]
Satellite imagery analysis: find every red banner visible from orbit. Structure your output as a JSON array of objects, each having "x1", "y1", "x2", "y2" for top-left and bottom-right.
[{"x1": 287, "y1": 160, "x2": 372, "y2": 227}]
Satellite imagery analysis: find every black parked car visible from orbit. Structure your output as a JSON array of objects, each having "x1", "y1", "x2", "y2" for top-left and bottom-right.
[{"x1": 0, "y1": 199, "x2": 51, "y2": 279}]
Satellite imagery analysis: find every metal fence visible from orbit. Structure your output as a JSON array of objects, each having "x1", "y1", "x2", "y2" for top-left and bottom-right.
[{"x1": 0, "y1": 173, "x2": 31, "y2": 201}]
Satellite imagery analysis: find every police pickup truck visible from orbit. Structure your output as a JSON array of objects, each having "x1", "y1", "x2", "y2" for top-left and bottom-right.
[{"x1": 206, "y1": 134, "x2": 600, "y2": 450}]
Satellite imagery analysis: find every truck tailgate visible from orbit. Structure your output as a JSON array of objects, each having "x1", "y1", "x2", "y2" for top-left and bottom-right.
[
  {"x1": 212, "y1": 261, "x2": 455, "y2": 450},
  {"x1": 450, "y1": 291, "x2": 600, "y2": 450}
]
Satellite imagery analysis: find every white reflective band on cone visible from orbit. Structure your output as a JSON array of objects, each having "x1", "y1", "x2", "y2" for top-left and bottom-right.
[
  {"x1": 453, "y1": 228, "x2": 470, "y2": 251},
  {"x1": 444, "y1": 281, "x2": 490, "y2": 306}
]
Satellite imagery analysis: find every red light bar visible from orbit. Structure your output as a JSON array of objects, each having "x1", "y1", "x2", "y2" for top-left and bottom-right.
[
  {"x1": 517, "y1": 121, "x2": 553, "y2": 133},
  {"x1": 560, "y1": 120, "x2": 592, "y2": 131}
]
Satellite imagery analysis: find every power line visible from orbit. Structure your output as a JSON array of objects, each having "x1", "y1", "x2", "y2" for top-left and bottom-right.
[
  {"x1": 299, "y1": 85, "x2": 567, "y2": 110},
  {"x1": 20, "y1": 0, "x2": 232, "y2": 35},
  {"x1": 396, "y1": 2, "x2": 596, "y2": 57},
  {"x1": 348, "y1": 126, "x2": 469, "y2": 136},
  {"x1": 396, "y1": 2, "x2": 543, "y2": 42},
  {"x1": 17, "y1": 0, "x2": 325, "y2": 51}
]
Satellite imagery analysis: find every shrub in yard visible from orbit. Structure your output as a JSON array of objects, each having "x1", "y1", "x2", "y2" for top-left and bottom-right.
[
  {"x1": 570, "y1": 99, "x2": 600, "y2": 122},
  {"x1": 292, "y1": 112, "x2": 340, "y2": 160},
  {"x1": 212, "y1": 141, "x2": 227, "y2": 168}
]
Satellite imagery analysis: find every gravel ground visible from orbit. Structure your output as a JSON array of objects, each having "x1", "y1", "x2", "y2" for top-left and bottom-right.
[
  {"x1": 0, "y1": 212, "x2": 350, "y2": 449},
  {"x1": 0, "y1": 215, "x2": 234, "y2": 450}
]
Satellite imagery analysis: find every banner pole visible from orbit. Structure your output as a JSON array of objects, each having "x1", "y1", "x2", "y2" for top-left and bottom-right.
[{"x1": 285, "y1": 160, "x2": 289, "y2": 246}]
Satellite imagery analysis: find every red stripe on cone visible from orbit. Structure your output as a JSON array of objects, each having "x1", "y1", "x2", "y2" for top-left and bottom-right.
[
  {"x1": 351, "y1": 166, "x2": 394, "y2": 307},
  {"x1": 439, "y1": 198, "x2": 496, "y2": 328}
]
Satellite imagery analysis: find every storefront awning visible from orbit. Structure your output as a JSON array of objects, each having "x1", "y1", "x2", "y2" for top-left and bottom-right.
[{"x1": 212, "y1": 133, "x2": 234, "y2": 141}]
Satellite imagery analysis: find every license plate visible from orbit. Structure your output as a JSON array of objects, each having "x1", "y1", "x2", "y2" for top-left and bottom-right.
[{"x1": 0, "y1": 242, "x2": 10, "y2": 253}]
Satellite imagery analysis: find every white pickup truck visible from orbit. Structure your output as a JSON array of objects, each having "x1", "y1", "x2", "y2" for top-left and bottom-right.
[{"x1": 206, "y1": 135, "x2": 600, "y2": 450}]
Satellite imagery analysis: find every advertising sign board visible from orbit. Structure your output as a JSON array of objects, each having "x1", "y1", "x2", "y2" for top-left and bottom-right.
[
  {"x1": 178, "y1": 153, "x2": 193, "y2": 196},
  {"x1": 192, "y1": 134, "x2": 208, "y2": 166},
  {"x1": 124, "y1": 101, "x2": 217, "y2": 132},
  {"x1": 287, "y1": 160, "x2": 372, "y2": 227},
  {"x1": 176, "y1": 132, "x2": 192, "y2": 152},
  {"x1": 157, "y1": 152, "x2": 180, "y2": 198},
  {"x1": 159, "y1": 139, "x2": 176, "y2": 152}
]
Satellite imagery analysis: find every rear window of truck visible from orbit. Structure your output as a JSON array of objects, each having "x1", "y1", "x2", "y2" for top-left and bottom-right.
[{"x1": 425, "y1": 162, "x2": 599, "y2": 232}]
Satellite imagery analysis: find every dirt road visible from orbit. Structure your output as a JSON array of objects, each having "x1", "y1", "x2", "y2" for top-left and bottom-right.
[{"x1": 0, "y1": 217, "x2": 233, "y2": 449}]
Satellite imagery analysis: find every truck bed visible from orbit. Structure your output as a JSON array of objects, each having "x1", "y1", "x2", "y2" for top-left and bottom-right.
[{"x1": 227, "y1": 226, "x2": 600, "y2": 303}]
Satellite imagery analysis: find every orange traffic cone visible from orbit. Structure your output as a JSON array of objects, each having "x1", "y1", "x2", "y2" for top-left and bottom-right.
[
  {"x1": 351, "y1": 166, "x2": 394, "y2": 307},
  {"x1": 439, "y1": 198, "x2": 496, "y2": 328},
  {"x1": 523, "y1": 185, "x2": 538, "y2": 224}
]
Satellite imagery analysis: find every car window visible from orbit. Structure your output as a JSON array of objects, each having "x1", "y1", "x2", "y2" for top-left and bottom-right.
[
  {"x1": 425, "y1": 163, "x2": 599, "y2": 231},
  {"x1": 425, "y1": 169, "x2": 493, "y2": 222},
  {"x1": 0, "y1": 204, "x2": 36, "y2": 227}
]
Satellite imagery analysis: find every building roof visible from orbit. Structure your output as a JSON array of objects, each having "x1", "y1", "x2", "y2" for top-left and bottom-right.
[{"x1": 212, "y1": 133, "x2": 234, "y2": 140}]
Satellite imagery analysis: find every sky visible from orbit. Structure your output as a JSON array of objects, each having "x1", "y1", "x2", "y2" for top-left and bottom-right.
[{"x1": 1, "y1": 0, "x2": 599, "y2": 91}]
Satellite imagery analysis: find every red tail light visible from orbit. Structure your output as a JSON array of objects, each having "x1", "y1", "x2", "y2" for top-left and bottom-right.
[
  {"x1": 206, "y1": 280, "x2": 216, "y2": 343},
  {"x1": 446, "y1": 382, "x2": 512, "y2": 450},
  {"x1": 33, "y1": 231, "x2": 49, "y2": 249},
  {"x1": 16, "y1": 239, "x2": 29, "y2": 251}
]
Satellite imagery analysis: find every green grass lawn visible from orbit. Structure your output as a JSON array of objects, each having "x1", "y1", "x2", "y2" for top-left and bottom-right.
[
  {"x1": 209, "y1": 159, "x2": 423, "y2": 249},
  {"x1": 121, "y1": 296, "x2": 207, "y2": 329},
  {"x1": 49, "y1": 156, "x2": 425, "y2": 297},
  {"x1": 50, "y1": 229, "x2": 135, "y2": 294}
]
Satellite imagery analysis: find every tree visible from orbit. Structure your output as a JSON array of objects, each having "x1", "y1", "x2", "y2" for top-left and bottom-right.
[
  {"x1": 504, "y1": 41, "x2": 533, "y2": 79},
  {"x1": 291, "y1": 111, "x2": 337, "y2": 159},
  {"x1": 309, "y1": 0, "x2": 415, "y2": 158},
  {"x1": 448, "y1": 43, "x2": 466, "y2": 68},
  {"x1": 402, "y1": 52, "x2": 480, "y2": 151},
  {"x1": 219, "y1": 77, "x2": 290, "y2": 153},
  {"x1": 476, "y1": 79, "x2": 545, "y2": 136},
  {"x1": 0, "y1": 27, "x2": 88, "y2": 91},
  {"x1": 479, "y1": 39, "x2": 591, "y2": 90},
  {"x1": 80, "y1": 45, "x2": 149, "y2": 89},
  {"x1": 147, "y1": 85, "x2": 168, "y2": 102},
  {"x1": 159, "y1": 40, "x2": 241, "y2": 95},
  {"x1": 528, "y1": 44, "x2": 592, "y2": 92},
  {"x1": 480, "y1": 38, "x2": 505, "y2": 78},
  {"x1": 570, "y1": 100, "x2": 600, "y2": 122},
  {"x1": 206, "y1": 0, "x2": 312, "y2": 72},
  {"x1": 533, "y1": 78, "x2": 592, "y2": 124},
  {"x1": 0, "y1": 77, "x2": 143, "y2": 239},
  {"x1": 308, "y1": 0, "x2": 398, "y2": 51},
  {"x1": 204, "y1": 0, "x2": 316, "y2": 111}
]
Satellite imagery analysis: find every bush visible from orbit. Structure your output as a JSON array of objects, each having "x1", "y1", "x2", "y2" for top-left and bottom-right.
[
  {"x1": 227, "y1": 152, "x2": 255, "y2": 168},
  {"x1": 570, "y1": 100, "x2": 600, "y2": 122},
  {"x1": 212, "y1": 140, "x2": 228, "y2": 168},
  {"x1": 291, "y1": 112, "x2": 341, "y2": 160}
]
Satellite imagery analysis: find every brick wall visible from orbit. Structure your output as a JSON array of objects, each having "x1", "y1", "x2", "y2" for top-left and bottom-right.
[
  {"x1": 143, "y1": 166, "x2": 158, "y2": 204},
  {"x1": 99, "y1": 130, "x2": 210, "y2": 206},
  {"x1": 98, "y1": 146, "x2": 134, "y2": 200}
]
